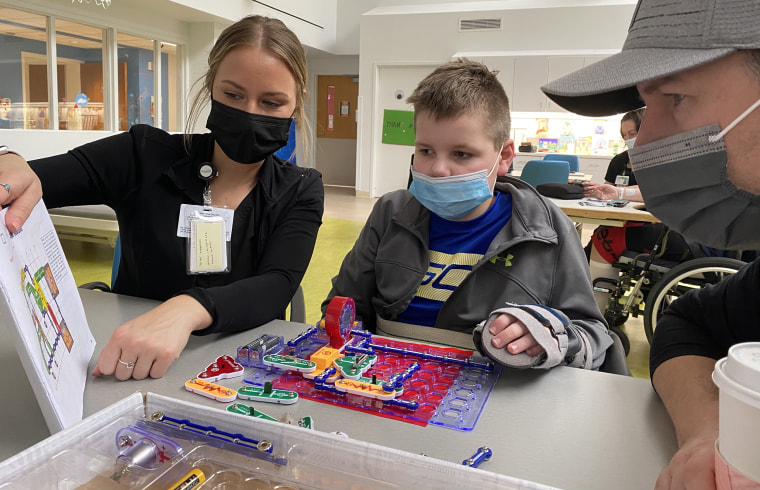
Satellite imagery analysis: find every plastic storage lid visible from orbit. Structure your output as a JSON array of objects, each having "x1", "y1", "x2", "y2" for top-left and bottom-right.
[{"x1": 713, "y1": 342, "x2": 760, "y2": 408}]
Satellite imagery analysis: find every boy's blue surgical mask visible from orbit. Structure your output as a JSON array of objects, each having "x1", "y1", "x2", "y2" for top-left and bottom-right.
[
  {"x1": 629, "y1": 98, "x2": 760, "y2": 250},
  {"x1": 409, "y1": 146, "x2": 502, "y2": 220}
]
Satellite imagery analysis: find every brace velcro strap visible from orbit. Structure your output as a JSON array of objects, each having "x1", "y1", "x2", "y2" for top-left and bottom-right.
[
  {"x1": 514, "y1": 305, "x2": 569, "y2": 353},
  {"x1": 522, "y1": 305, "x2": 591, "y2": 369},
  {"x1": 472, "y1": 304, "x2": 568, "y2": 369},
  {"x1": 569, "y1": 328, "x2": 592, "y2": 369}
]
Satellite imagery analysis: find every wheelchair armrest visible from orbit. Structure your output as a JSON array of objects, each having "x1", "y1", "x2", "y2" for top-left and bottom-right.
[
  {"x1": 592, "y1": 277, "x2": 618, "y2": 289},
  {"x1": 617, "y1": 250, "x2": 679, "y2": 274}
]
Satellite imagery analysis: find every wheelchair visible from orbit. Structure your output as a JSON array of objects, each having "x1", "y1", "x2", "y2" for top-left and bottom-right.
[{"x1": 592, "y1": 227, "x2": 750, "y2": 354}]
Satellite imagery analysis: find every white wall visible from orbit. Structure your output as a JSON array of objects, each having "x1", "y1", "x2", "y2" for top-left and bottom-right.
[
  {"x1": 370, "y1": 64, "x2": 438, "y2": 195},
  {"x1": 3, "y1": 129, "x2": 115, "y2": 160},
  {"x1": 246, "y1": 0, "x2": 339, "y2": 53},
  {"x1": 184, "y1": 22, "x2": 224, "y2": 134},
  {"x1": 357, "y1": 2, "x2": 636, "y2": 197}
]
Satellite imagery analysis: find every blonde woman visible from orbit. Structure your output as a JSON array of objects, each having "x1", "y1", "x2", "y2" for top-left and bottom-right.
[{"x1": 0, "y1": 16, "x2": 323, "y2": 381}]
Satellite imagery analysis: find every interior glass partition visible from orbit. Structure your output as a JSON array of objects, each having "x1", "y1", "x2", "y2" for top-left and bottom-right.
[
  {"x1": 0, "y1": 7, "x2": 50, "y2": 129},
  {"x1": 0, "y1": 6, "x2": 182, "y2": 132},
  {"x1": 160, "y1": 41, "x2": 179, "y2": 132},
  {"x1": 116, "y1": 32, "x2": 153, "y2": 130},
  {"x1": 54, "y1": 19, "x2": 105, "y2": 130}
]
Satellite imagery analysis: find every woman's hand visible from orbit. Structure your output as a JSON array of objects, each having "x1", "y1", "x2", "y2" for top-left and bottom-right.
[
  {"x1": 582, "y1": 182, "x2": 619, "y2": 200},
  {"x1": 487, "y1": 313, "x2": 556, "y2": 357},
  {"x1": 92, "y1": 295, "x2": 213, "y2": 380},
  {"x1": 0, "y1": 152, "x2": 42, "y2": 233}
]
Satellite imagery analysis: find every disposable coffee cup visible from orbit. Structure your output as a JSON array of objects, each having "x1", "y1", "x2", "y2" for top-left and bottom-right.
[{"x1": 712, "y1": 342, "x2": 760, "y2": 484}]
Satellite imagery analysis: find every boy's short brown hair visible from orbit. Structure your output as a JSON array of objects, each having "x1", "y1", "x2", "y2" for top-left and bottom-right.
[{"x1": 407, "y1": 59, "x2": 511, "y2": 150}]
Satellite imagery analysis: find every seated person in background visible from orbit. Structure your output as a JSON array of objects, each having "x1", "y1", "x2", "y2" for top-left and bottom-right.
[
  {"x1": 583, "y1": 108, "x2": 645, "y2": 202},
  {"x1": 322, "y1": 59, "x2": 612, "y2": 370},
  {"x1": 0, "y1": 16, "x2": 324, "y2": 381},
  {"x1": 582, "y1": 109, "x2": 691, "y2": 314}
]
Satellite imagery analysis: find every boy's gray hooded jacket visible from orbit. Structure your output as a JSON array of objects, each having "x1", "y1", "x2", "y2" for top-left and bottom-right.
[{"x1": 323, "y1": 177, "x2": 612, "y2": 369}]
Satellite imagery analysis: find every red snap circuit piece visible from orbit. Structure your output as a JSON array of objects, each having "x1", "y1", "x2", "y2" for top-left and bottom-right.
[{"x1": 325, "y1": 296, "x2": 355, "y2": 348}]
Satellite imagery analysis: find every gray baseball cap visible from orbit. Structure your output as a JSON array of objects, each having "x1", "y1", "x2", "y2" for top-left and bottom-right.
[{"x1": 541, "y1": 0, "x2": 760, "y2": 117}]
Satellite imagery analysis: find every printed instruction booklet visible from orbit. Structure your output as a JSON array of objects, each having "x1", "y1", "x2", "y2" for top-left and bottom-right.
[{"x1": 0, "y1": 200, "x2": 95, "y2": 431}]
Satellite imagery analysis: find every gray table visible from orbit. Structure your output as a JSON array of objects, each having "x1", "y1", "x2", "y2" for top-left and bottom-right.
[{"x1": 0, "y1": 289, "x2": 677, "y2": 489}]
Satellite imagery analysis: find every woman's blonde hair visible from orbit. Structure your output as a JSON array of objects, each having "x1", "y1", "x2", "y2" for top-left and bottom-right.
[{"x1": 185, "y1": 15, "x2": 310, "y2": 160}]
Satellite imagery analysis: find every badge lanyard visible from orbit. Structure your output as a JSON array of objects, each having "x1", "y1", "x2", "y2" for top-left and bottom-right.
[
  {"x1": 177, "y1": 162, "x2": 233, "y2": 275},
  {"x1": 199, "y1": 162, "x2": 216, "y2": 207}
]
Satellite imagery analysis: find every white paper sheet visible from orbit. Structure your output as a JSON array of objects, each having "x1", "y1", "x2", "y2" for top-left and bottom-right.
[{"x1": 0, "y1": 200, "x2": 95, "y2": 431}]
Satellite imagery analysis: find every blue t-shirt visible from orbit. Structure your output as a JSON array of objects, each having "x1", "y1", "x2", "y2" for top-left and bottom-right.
[{"x1": 396, "y1": 192, "x2": 513, "y2": 327}]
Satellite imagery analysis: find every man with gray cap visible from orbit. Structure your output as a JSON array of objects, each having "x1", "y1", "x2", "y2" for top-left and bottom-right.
[{"x1": 542, "y1": 0, "x2": 760, "y2": 488}]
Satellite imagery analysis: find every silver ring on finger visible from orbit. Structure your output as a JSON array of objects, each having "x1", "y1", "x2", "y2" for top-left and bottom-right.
[
  {"x1": 118, "y1": 358, "x2": 136, "y2": 369},
  {"x1": 1, "y1": 183, "x2": 9, "y2": 195}
]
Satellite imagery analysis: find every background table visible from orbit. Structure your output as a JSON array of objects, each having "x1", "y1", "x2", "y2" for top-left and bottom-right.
[
  {"x1": 510, "y1": 171, "x2": 592, "y2": 182},
  {"x1": 0, "y1": 289, "x2": 677, "y2": 489},
  {"x1": 550, "y1": 197, "x2": 660, "y2": 228},
  {"x1": 48, "y1": 205, "x2": 119, "y2": 247}
]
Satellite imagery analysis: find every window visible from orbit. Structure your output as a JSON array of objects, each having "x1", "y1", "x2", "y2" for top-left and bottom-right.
[
  {"x1": 0, "y1": 7, "x2": 50, "y2": 129},
  {"x1": 54, "y1": 19, "x2": 105, "y2": 130},
  {"x1": 116, "y1": 34, "x2": 180, "y2": 132},
  {"x1": 117, "y1": 32, "x2": 154, "y2": 131},
  {"x1": 0, "y1": 6, "x2": 181, "y2": 132},
  {"x1": 160, "y1": 41, "x2": 179, "y2": 132}
]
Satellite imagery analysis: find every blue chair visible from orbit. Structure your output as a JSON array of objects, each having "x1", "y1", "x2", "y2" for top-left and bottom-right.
[
  {"x1": 519, "y1": 160, "x2": 570, "y2": 188},
  {"x1": 543, "y1": 153, "x2": 580, "y2": 173},
  {"x1": 111, "y1": 234, "x2": 121, "y2": 289}
]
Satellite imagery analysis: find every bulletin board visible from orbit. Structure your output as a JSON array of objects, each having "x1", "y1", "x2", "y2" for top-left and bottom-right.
[
  {"x1": 381, "y1": 109, "x2": 415, "y2": 146},
  {"x1": 316, "y1": 75, "x2": 358, "y2": 140}
]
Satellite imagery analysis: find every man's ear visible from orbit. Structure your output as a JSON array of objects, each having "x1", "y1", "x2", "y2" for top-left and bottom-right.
[{"x1": 497, "y1": 139, "x2": 515, "y2": 176}]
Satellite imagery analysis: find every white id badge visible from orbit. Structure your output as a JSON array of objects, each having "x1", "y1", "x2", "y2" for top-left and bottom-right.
[
  {"x1": 615, "y1": 175, "x2": 630, "y2": 186},
  {"x1": 179, "y1": 206, "x2": 233, "y2": 274}
]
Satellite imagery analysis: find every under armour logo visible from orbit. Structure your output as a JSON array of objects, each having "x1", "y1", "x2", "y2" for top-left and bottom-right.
[{"x1": 489, "y1": 253, "x2": 514, "y2": 267}]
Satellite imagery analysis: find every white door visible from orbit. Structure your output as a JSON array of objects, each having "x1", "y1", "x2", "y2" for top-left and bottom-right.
[{"x1": 372, "y1": 64, "x2": 437, "y2": 197}]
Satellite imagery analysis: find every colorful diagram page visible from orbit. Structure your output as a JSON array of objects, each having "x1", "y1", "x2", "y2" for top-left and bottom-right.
[{"x1": 0, "y1": 201, "x2": 96, "y2": 430}]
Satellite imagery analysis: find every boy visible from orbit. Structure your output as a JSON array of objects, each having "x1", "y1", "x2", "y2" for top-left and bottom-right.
[{"x1": 323, "y1": 59, "x2": 611, "y2": 370}]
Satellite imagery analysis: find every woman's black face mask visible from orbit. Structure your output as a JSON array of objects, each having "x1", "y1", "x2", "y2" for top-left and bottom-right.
[{"x1": 206, "y1": 99, "x2": 292, "y2": 164}]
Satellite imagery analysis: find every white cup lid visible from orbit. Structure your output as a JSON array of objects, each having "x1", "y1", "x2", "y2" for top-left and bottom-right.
[{"x1": 724, "y1": 342, "x2": 760, "y2": 393}]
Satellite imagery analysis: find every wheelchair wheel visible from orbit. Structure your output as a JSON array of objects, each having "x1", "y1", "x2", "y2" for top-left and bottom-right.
[
  {"x1": 643, "y1": 257, "x2": 746, "y2": 344},
  {"x1": 610, "y1": 326, "x2": 630, "y2": 356}
]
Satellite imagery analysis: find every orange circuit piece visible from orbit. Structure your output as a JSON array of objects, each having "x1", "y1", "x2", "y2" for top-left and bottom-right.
[
  {"x1": 302, "y1": 346, "x2": 343, "y2": 381},
  {"x1": 311, "y1": 346, "x2": 342, "y2": 371},
  {"x1": 184, "y1": 378, "x2": 237, "y2": 402},
  {"x1": 334, "y1": 378, "x2": 396, "y2": 400}
]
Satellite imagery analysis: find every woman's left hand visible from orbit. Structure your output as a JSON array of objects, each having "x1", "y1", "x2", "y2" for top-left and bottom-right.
[{"x1": 92, "y1": 295, "x2": 213, "y2": 380}]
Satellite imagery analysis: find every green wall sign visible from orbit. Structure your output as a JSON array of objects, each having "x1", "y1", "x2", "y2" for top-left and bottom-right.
[{"x1": 382, "y1": 109, "x2": 415, "y2": 146}]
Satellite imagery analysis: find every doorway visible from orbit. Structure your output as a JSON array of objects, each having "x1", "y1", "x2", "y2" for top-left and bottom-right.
[{"x1": 316, "y1": 75, "x2": 358, "y2": 186}]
